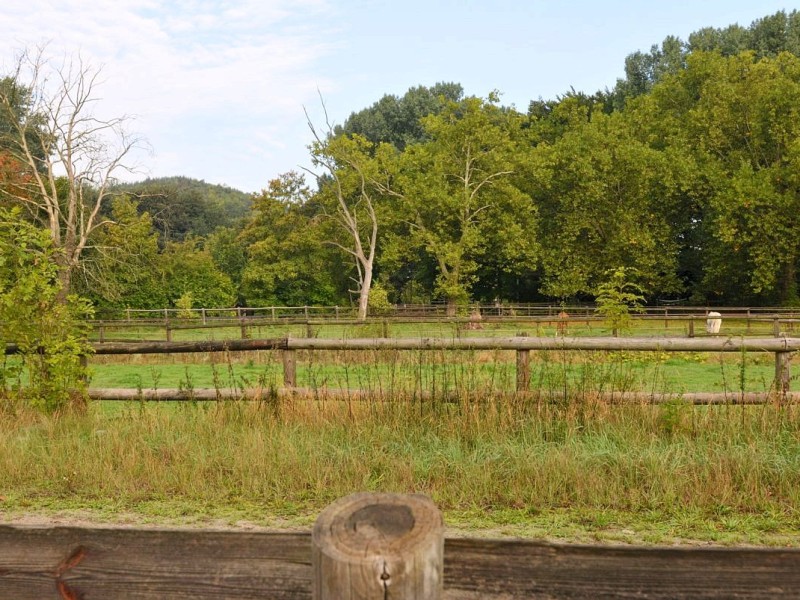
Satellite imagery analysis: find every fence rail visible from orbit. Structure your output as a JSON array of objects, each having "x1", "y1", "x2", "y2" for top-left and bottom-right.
[
  {"x1": 2, "y1": 524, "x2": 799, "y2": 598},
  {"x1": 6, "y1": 335, "x2": 797, "y2": 402}
]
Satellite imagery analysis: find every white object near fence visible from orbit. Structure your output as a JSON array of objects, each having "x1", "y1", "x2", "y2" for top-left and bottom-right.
[{"x1": 706, "y1": 311, "x2": 722, "y2": 334}]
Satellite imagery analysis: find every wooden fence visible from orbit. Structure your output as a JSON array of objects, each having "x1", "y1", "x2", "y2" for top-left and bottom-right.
[
  {"x1": 86, "y1": 310, "x2": 800, "y2": 342},
  {"x1": 8, "y1": 335, "x2": 798, "y2": 404},
  {"x1": 97, "y1": 303, "x2": 800, "y2": 321}
]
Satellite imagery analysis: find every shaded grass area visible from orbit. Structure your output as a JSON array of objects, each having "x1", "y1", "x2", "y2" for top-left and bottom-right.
[{"x1": 1, "y1": 396, "x2": 799, "y2": 545}]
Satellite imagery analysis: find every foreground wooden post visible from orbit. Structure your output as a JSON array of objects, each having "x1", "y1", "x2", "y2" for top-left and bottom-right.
[{"x1": 312, "y1": 492, "x2": 443, "y2": 600}]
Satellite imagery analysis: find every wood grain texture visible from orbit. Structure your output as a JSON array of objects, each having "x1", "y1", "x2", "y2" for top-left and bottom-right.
[
  {"x1": 3, "y1": 526, "x2": 800, "y2": 599},
  {"x1": 312, "y1": 493, "x2": 443, "y2": 599}
]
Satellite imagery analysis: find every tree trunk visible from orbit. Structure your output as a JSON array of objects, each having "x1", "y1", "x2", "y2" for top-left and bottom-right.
[
  {"x1": 357, "y1": 262, "x2": 373, "y2": 321},
  {"x1": 446, "y1": 297, "x2": 457, "y2": 317},
  {"x1": 55, "y1": 265, "x2": 73, "y2": 304},
  {"x1": 779, "y1": 259, "x2": 798, "y2": 305}
]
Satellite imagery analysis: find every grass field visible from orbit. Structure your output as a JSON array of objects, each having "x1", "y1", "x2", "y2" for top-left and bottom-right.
[
  {"x1": 87, "y1": 348, "x2": 792, "y2": 394},
  {"x1": 1, "y1": 394, "x2": 799, "y2": 545},
  {"x1": 3, "y1": 320, "x2": 798, "y2": 545}
]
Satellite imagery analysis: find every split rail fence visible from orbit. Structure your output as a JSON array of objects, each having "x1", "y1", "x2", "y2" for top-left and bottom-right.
[{"x1": 7, "y1": 335, "x2": 796, "y2": 404}]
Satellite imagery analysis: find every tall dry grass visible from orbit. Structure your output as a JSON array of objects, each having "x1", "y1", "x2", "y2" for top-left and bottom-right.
[{"x1": 1, "y1": 389, "x2": 799, "y2": 525}]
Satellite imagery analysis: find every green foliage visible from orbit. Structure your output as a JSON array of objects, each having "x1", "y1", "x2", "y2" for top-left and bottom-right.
[
  {"x1": 161, "y1": 239, "x2": 236, "y2": 309},
  {"x1": 337, "y1": 82, "x2": 464, "y2": 150},
  {"x1": 594, "y1": 267, "x2": 646, "y2": 334},
  {"x1": 75, "y1": 196, "x2": 168, "y2": 311},
  {"x1": 389, "y1": 96, "x2": 538, "y2": 311},
  {"x1": 175, "y1": 292, "x2": 197, "y2": 319},
  {"x1": 111, "y1": 176, "x2": 251, "y2": 243},
  {"x1": 240, "y1": 172, "x2": 342, "y2": 307},
  {"x1": 0, "y1": 209, "x2": 92, "y2": 412},
  {"x1": 367, "y1": 282, "x2": 393, "y2": 316}
]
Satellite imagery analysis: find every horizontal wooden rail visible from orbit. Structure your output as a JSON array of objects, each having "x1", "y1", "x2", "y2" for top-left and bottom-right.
[
  {"x1": 87, "y1": 387, "x2": 800, "y2": 405},
  {"x1": 7, "y1": 336, "x2": 796, "y2": 398},
  {"x1": 283, "y1": 336, "x2": 800, "y2": 352},
  {"x1": 1, "y1": 525, "x2": 799, "y2": 598},
  {"x1": 9, "y1": 335, "x2": 800, "y2": 355}
]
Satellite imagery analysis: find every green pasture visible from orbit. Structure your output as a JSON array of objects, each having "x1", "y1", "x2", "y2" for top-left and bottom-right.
[{"x1": 87, "y1": 349, "x2": 793, "y2": 394}]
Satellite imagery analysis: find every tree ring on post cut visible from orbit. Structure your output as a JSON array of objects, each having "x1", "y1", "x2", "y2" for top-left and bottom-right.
[{"x1": 312, "y1": 492, "x2": 444, "y2": 599}]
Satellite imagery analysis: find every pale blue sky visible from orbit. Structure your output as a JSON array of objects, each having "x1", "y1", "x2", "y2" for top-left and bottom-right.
[{"x1": 1, "y1": 1, "x2": 795, "y2": 192}]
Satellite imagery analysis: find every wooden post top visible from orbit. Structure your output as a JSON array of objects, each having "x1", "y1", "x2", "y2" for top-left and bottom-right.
[{"x1": 312, "y1": 492, "x2": 443, "y2": 599}]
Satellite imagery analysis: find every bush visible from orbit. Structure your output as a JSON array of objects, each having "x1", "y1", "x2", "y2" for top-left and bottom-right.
[{"x1": 0, "y1": 209, "x2": 92, "y2": 412}]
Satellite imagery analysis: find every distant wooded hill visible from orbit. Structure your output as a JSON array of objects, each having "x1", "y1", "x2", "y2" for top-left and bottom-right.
[{"x1": 112, "y1": 176, "x2": 251, "y2": 242}]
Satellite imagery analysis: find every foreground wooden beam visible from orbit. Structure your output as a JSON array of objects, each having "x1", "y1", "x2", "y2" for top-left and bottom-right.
[{"x1": 1, "y1": 525, "x2": 800, "y2": 598}]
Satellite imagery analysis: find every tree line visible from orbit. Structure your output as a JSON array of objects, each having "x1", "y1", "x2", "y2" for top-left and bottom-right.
[{"x1": 3, "y1": 10, "x2": 800, "y2": 322}]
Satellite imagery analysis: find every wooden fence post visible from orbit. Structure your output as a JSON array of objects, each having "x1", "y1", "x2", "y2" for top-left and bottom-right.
[
  {"x1": 312, "y1": 492, "x2": 443, "y2": 600},
  {"x1": 774, "y1": 317, "x2": 782, "y2": 337},
  {"x1": 283, "y1": 350, "x2": 297, "y2": 388},
  {"x1": 201, "y1": 308, "x2": 207, "y2": 325},
  {"x1": 688, "y1": 318, "x2": 695, "y2": 338},
  {"x1": 164, "y1": 309, "x2": 172, "y2": 342},
  {"x1": 776, "y1": 352, "x2": 791, "y2": 397},
  {"x1": 238, "y1": 307, "x2": 248, "y2": 339},
  {"x1": 516, "y1": 331, "x2": 530, "y2": 393}
]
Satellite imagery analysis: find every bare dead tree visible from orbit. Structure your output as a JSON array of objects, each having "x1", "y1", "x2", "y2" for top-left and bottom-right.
[
  {"x1": 0, "y1": 48, "x2": 145, "y2": 298},
  {"x1": 303, "y1": 101, "x2": 381, "y2": 321}
]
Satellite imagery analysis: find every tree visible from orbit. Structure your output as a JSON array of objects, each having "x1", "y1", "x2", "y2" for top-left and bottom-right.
[
  {"x1": 0, "y1": 49, "x2": 143, "y2": 297},
  {"x1": 74, "y1": 196, "x2": 167, "y2": 311},
  {"x1": 594, "y1": 267, "x2": 646, "y2": 336},
  {"x1": 161, "y1": 238, "x2": 236, "y2": 309},
  {"x1": 0, "y1": 208, "x2": 91, "y2": 411},
  {"x1": 386, "y1": 96, "x2": 538, "y2": 314},
  {"x1": 337, "y1": 82, "x2": 464, "y2": 150},
  {"x1": 531, "y1": 109, "x2": 682, "y2": 300},
  {"x1": 640, "y1": 50, "x2": 800, "y2": 304},
  {"x1": 307, "y1": 111, "x2": 394, "y2": 320},
  {"x1": 239, "y1": 172, "x2": 341, "y2": 306}
]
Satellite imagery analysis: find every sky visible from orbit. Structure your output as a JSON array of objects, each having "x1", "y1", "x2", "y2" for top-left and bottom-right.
[{"x1": 0, "y1": 0, "x2": 796, "y2": 193}]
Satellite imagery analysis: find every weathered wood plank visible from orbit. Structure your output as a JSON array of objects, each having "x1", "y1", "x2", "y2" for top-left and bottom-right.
[
  {"x1": 2, "y1": 526, "x2": 800, "y2": 599},
  {"x1": 442, "y1": 538, "x2": 800, "y2": 599},
  {"x1": 0, "y1": 527, "x2": 311, "y2": 599}
]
